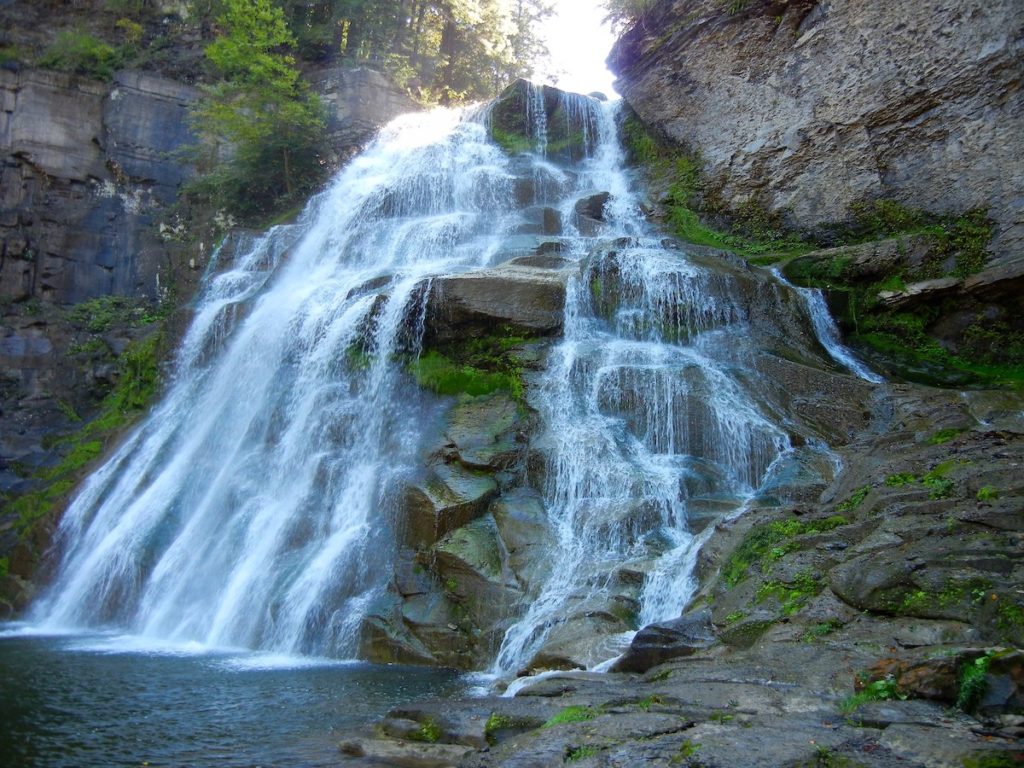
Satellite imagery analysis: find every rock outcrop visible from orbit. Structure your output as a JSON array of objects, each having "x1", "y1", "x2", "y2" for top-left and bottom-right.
[{"x1": 609, "y1": 0, "x2": 1024, "y2": 270}]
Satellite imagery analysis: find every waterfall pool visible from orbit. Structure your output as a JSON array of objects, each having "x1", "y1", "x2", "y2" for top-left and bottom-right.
[{"x1": 0, "y1": 628, "x2": 468, "y2": 767}]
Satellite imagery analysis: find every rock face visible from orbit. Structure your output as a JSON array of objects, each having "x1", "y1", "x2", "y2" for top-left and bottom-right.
[
  {"x1": 1, "y1": 67, "x2": 199, "y2": 304},
  {"x1": 425, "y1": 260, "x2": 571, "y2": 342},
  {"x1": 609, "y1": 0, "x2": 1024, "y2": 269}
]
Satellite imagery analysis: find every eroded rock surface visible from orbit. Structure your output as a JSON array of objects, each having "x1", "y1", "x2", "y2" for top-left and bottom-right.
[{"x1": 610, "y1": 0, "x2": 1024, "y2": 269}]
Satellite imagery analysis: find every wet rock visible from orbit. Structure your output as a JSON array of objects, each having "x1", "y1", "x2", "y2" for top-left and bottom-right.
[
  {"x1": 398, "y1": 464, "x2": 498, "y2": 548},
  {"x1": 574, "y1": 192, "x2": 611, "y2": 221},
  {"x1": 489, "y1": 79, "x2": 600, "y2": 164},
  {"x1": 426, "y1": 515, "x2": 523, "y2": 630},
  {"x1": 490, "y1": 489, "x2": 554, "y2": 592},
  {"x1": 445, "y1": 393, "x2": 522, "y2": 471},
  {"x1": 612, "y1": 608, "x2": 716, "y2": 673},
  {"x1": 979, "y1": 651, "x2": 1024, "y2": 717},
  {"x1": 359, "y1": 594, "x2": 440, "y2": 666},
  {"x1": 425, "y1": 262, "x2": 568, "y2": 341},
  {"x1": 338, "y1": 734, "x2": 473, "y2": 767}
]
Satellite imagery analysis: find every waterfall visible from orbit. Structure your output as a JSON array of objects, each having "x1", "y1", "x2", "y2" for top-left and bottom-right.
[
  {"x1": 32, "y1": 108, "x2": 528, "y2": 655},
  {"x1": 32, "y1": 84, "x2": 839, "y2": 673},
  {"x1": 772, "y1": 268, "x2": 883, "y2": 384}
]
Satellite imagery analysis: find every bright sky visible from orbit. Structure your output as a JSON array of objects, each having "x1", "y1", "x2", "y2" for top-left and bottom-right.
[{"x1": 535, "y1": 0, "x2": 619, "y2": 98}]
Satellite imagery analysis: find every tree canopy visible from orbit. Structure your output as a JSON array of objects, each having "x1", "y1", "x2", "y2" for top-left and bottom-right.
[{"x1": 188, "y1": 0, "x2": 328, "y2": 221}]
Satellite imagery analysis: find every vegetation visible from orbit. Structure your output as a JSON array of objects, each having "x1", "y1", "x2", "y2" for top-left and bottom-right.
[
  {"x1": 409, "y1": 717, "x2": 443, "y2": 743},
  {"x1": 542, "y1": 705, "x2": 598, "y2": 728},
  {"x1": 410, "y1": 331, "x2": 530, "y2": 401},
  {"x1": 2, "y1": 333, "x2": 163, "y2": 540},
  {"x1": 37, "y1": 29, "x2": 124, "y2": 80},
  {"x1": 601, "y1": 0, "x2": 656, "y2": 31},
  {"x1": 186, "y1": 0, "x2": 329, "y2": 222},
  {"x1": 620, "y1": 114, "x2": 813, "y2": 258},
  {"x1": 840, "y1": 677, "x2": 906, "y2": 713},
  {"x1": 722, "y1": 515, "x2": 848, "y2": 587},
  {"x1": 567, "y1": 745, "x2": 601, "y2": 761},
  {"x1": 956, "y1": 653, "x2": 992, "y2": 713},
  {"x1": 190, "y1": 0, "x2": 553, "y2": 104},
  {"x1": 755, "y1": 569, "x2": 822, "y2": 616},
  {"x1": 835, "y1": 486, "x2": 870, "y2": 513}
]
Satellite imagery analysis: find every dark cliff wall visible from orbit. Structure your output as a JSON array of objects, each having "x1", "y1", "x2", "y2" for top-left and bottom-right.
[{"x1": 609, "y1": 0, "x2": 1023, "y2": 270}]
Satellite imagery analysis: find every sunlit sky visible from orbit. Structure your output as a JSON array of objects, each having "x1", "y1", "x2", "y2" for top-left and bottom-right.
[{"x1": 535, "y1": 1, "x2": 619, "y2": 97}]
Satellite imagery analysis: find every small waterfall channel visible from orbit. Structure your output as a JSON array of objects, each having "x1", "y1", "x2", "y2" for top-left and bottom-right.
[{"x1": 28, "y1": 83, "x2": 863, "y2": 676}]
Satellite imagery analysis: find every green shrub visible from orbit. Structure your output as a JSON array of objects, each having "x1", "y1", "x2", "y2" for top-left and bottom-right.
[
  {"x1": 956, "y1": 654, "x2": 992, "y2": 713},
  {"x1": 38, "y1": 30, "x2": 122, "y2": 80},
  {"x1": 840, "y1": 677, "x2": 906, "y2": 712}
]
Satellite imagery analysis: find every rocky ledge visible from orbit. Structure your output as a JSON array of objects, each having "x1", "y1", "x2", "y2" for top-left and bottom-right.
[{"x1": 339, "y1": 377, "x2": 1023, "y2": 767}]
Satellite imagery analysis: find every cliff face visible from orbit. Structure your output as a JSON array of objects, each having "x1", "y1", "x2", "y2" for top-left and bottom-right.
[
  {"x1": 1, "y1": 68, "x2": 198, "y2": 305},
  {"x1": 609, "y1": 0, "x2": 1024, "y2": 269}
]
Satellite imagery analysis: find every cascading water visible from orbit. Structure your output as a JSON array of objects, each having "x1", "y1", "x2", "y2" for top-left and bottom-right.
[
  {"x1": 31, "y1": 82, "x2": 860, "y2": 677},
  {"x1": 32, "y1": 108, "x2": 534, "y2": 655}
]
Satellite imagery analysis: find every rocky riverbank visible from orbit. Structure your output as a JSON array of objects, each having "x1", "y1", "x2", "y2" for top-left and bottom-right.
[{"x1": 336, "y1": 373, "x2": 1024, "y2": 767}]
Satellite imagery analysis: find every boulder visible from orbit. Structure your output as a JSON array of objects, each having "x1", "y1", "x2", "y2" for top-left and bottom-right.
[
  {"x1": 398, "y1": 464, "x2": 498, "y2": 548},
  {"x1": 491, "y1": 489, "x2": 555, "y2": 592},
  {"x1": 445, "y1": 392, "x2": 522, "y2": 471},
  {"x1": 610, "y1": 607, "x2": 716, "y2": 673},
  {"x1": 574, "y1": 192, "x2": 611, "y2": 221},
  {"x1": 488, "y1": 79, "x2": 601, "y2": 164},
  {"x1": 424, "y1": 262, "x2": 569, "y2": 341}
]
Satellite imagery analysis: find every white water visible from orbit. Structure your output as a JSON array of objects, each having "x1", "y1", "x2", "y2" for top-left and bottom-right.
[
  {"x1": 33, "y1": 85, "x2": 838, "y2": 674},
  {"x1": 773, "y1": 268, "x2": 883, "y2": 383}
]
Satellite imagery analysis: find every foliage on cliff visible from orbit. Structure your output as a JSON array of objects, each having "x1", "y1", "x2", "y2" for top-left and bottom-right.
[
  {"x1": 188, "y1": 0, "x2": 554, "y2": 104},
  {"x1": 186, "y1": 0, "x2": 328, "y2": 221}
]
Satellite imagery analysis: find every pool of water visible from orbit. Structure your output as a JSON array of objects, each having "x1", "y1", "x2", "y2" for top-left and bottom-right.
[{"x1": 0, "y1": 628, "x2": 469, "y2": 767}]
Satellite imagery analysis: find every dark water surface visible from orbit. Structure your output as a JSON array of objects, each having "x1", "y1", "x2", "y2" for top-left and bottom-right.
[{"x1": 0, "y1": 630, "x2": 469, "y2": 767}]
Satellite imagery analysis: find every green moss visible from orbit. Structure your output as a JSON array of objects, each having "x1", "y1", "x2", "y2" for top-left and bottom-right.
[
  {"x1": 885, "y1": 473, "x2": 916, "y2": 487},
  {"x1": 409, "y1": 718, "x2": 443, "y2": 743},
  {"x1": 756, "y1": 569, "x2": 822, "y2": 616},
  {"x1": 801, "y1": 620, "x2": 841, "y2": 643},
  {"x1": 542, "y1": 706, "x2": 597, "y2": 728},
  {"x1": 840, "y1": 678, "x2": 907, "y2": 713},
  {"x1": 996, "y1": 602, "x2": 1024, "y2": 634},
  {"x1": 671, "y1": 740, "x2": 701, "y2": 763},
  {"x1": 411, "y1": 330, "x2": 531, "y2": 402},
  {"x1": 836, "y1": 486, "x2": 870, "y2": 513},
  {"x1": 567, "y1": 745, "x2": 600, "y2": 761},
  {"x1": 724, "y1": 611, "x2": 745, "y2": 625},
  {"x1": 636, "y1": 695, "x2": 664, "y2": 711},
  {"x1": 491, "y1": 125, "x2": 535, "y2": 155},
  {"x1": 927, "y1": 427, "x2": 966, "y2": 445},
  {"x1": 961, "y1": 752, "x2": 1024, "y2": 768},
  {"x1": 723, "y1": 515, "x2": 848, "y2": 587},
  {"x1": 976, "y1": 485, "x2": 999, "y2": 502},
  {"x1": 410, "y1": 351, "x2": 519, "y2": 398},
  {"x1": 0, "y1": 556, "x2": 8, "y2": 578}
]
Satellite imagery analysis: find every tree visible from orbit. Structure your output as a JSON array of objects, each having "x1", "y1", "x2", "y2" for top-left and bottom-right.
[
  {"x1": 189, "y1": 0, "x2": 328, "y2": 220},
  {"x1": 601, "y1": 0, "x2": 655, "y2": 32}
]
